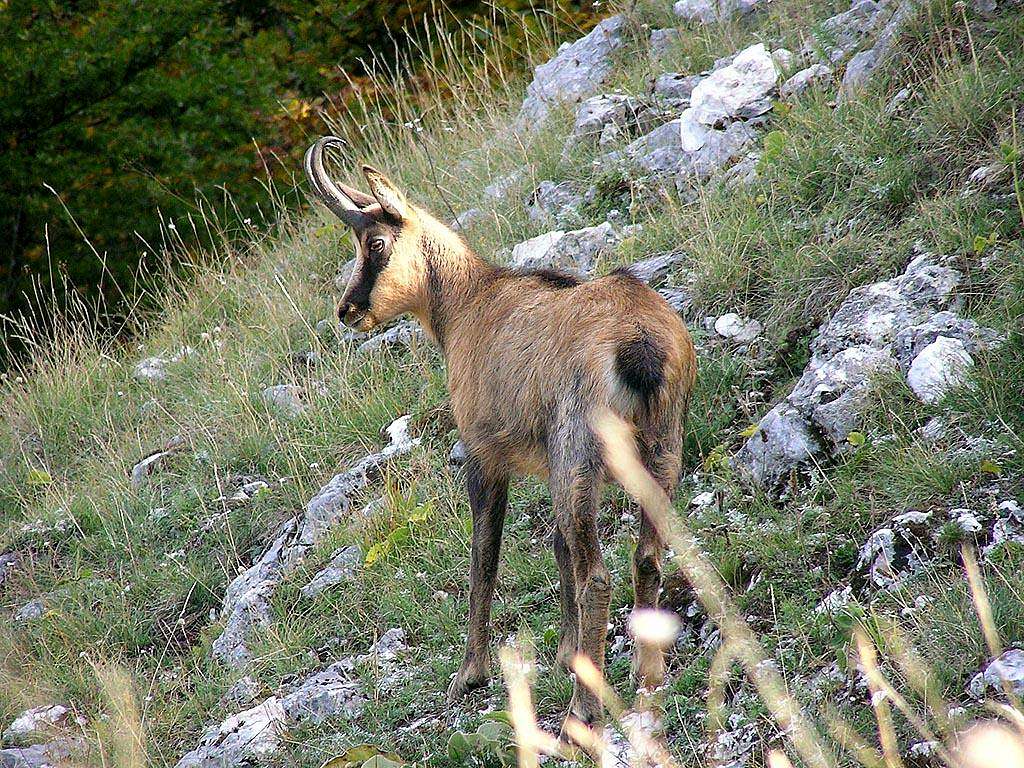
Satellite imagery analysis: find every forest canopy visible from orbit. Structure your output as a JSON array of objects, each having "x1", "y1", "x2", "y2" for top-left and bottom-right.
[{"x1": 0, "y1": 0, "x2": 589, "y2": 338}]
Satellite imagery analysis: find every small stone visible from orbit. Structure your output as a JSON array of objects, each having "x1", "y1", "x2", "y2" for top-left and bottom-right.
[
  {"x1": 451, "y1": 208, "x2": 486, "y2": 231},
  {"x1": 133, "y1": 347, "x2": 192, "y2": 383},
  {"x1": 906, "y1": 336, "x2": 973, "y2": 404},
  {"x1": 262, "y1": 385, "x2": 305, "y2": 417},
  {"x1": 357, "y1": 320, "x2": 426, "y2": 354},
  {"x1": 969, "y1": 649, "x2": 1024, "y2": 699},
  {"x1": 360, "y1": 628, "x2": 407, "y2": 663},
  {"x1": 14, "y1": 598, "x2": 44, "y2": 622},
  {"x1": 3, "y1": 705, "x2": 70, "y2": 742},
  {"x1": 622, "y1": 251, "x2": 686, "y2": 287},
  {"x1": 780, "y1": 63, "x2": 833, "y2": 98},
  {"x1": 714, "y1": 312, "x2": 762, "y2": 342}
]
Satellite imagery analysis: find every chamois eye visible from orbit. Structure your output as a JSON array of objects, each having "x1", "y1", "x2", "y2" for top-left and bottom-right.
[{"x1": 369, "y1": 237, "x2": 385, "y2": 254}]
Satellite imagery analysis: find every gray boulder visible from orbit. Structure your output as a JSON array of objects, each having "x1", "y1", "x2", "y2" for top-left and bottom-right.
[
  {"x1": 789, "y1": 345, "x2": 898, "y2": 444},
  {"x1": 969, "y1": 649, "x2": 1024, "y2": 699},
  {"x1": 735, "y1": 253, "x2": 977, "y2": 489},
  {"x1": 0, "y1": 740, "x2": 80, "y2": 768},
  {"x1": 14, "y1": 598, "x2": 44, "y2": 622},
  {"x1": 652, "y1": 72, "x2": 702, "y2": 106},
  {"x1": 733, "y1": 403, "x2": 823, "y2": 489},
  {"x1": 809, "y1": 0, "x2": 889, "y2": 64},
  {"x1": 840, "y1": 0, "x2": 916, "y2": 98},
  {"x1": 516, "y1": 15, "x2": 626, "y2": 128},
  {"x1": 906, "y1": 336, "x2": 973, "y2": 404},
  {"x1": 891, "y1": 311, "x2": 999, "y2": 370},
  {"x1": 280, "y1": 660, "x2": 365, "y2": 723},
  {"x1": 624, "y1": 119, "x2": 687, "y2": 176},
  {"x1": 564, "y1": 94, "x2": 642, "y2": 153},
  {"x1": 174, "y1": 697, "x2": 287, "y2": 768},
  {"x1": 658, "y1": 287, "x2": 695, "y2": 317},
  {"x1": 3, "y1": 706, "x2": 70, "y2": 743},
  {"x1": 673, "y1": 0, "x2": 761, "y2": 23}
]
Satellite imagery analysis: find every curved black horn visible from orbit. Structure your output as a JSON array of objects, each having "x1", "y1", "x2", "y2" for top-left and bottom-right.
[{"x1": 304, "y1": 136, "x2": 368, "y2": 228}]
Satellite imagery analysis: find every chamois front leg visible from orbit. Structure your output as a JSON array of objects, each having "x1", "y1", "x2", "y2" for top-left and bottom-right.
[{"x1": 448, "y1": 456, "x2": 509, "y2": 701}]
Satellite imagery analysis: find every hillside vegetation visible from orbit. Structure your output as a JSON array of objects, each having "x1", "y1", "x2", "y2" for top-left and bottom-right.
[{"x1": 1, "y1": 0, "x2": 1023, "y2": 766}]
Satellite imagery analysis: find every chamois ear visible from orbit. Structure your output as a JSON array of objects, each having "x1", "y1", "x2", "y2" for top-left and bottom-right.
[{"x1": 362, "y1": 165, "x2": 410, "y2": 221}]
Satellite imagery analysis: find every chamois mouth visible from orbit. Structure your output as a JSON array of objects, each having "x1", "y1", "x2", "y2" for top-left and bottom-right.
[{"x1": 342, "y1": 308, "x2": 377, "y2": 331}]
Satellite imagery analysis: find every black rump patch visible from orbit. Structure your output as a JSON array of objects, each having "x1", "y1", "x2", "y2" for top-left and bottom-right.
[
  {"x1": 616, "y1": 332, "x2": 664, "y2": 402},
  {"x1": 528, "y1": 268, "x2": 582, "y2": 289}
]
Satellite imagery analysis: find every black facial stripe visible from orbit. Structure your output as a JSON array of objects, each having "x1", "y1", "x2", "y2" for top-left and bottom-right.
[{"x1": 346, "y1": 254, "x2": 385, "y2": 309}]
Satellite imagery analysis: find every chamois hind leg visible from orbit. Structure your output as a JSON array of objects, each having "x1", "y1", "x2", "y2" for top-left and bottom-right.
[
  {"x1": 549, "y1": 422, "x2": 609, "y2": 730},
  {"x1": 448, "y1": 455, "x2": 509, "y2": 701},
  {"x1": 553, "y1": 526, "x2": 578, "y2": 670},
  {"x1": 631, "y1": 424, "x2": 683, "y2": 689}
]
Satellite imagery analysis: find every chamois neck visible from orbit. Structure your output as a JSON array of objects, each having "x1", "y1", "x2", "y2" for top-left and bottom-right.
[{"x1": 413, "y1": 218, "x2": 496, "y2": 352}]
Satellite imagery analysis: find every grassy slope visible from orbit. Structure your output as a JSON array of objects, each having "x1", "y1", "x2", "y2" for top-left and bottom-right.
[{"x1": 1, "y1": 0, "x2": 1023, "y2": 765}]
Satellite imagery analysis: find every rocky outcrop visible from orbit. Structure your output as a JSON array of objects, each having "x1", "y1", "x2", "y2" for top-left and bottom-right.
[
  {"x1": 177, "y1": 631, "x2": 409, "y2": 768},
  {"x1": 515, "y1": 15, "x2": 626, "y2": 129},
  {"x1": 211, "y1": 416, "x2": 419, "y2": 666},
  {"x1": 300, "y1": 544, "x2": 362, "y2": 598},
  {"x1": 734, "y1": 254, "x2": 997, "y2": 489},
  {"x1": 525, "y1": 180, "x2": 586, "y2": 226}
]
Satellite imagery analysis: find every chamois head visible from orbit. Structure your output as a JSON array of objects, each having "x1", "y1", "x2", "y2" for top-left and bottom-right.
[{"x1": 304, "y1": 136, "x2": 426, "y2": 332}]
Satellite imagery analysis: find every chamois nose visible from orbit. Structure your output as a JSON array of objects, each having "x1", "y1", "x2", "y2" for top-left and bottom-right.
[{"x1": 337, "y1": 301, "x2": 352, "y2": 322}]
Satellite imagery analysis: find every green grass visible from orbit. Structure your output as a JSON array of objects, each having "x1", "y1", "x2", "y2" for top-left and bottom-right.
[{"x1": 1, "y1": 0, "x2": 1023, "y2": 765}]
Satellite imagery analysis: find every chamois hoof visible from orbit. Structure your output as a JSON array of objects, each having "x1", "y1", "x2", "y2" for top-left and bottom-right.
[{"x1": 447, "y1": 663, "x2": 490, "y2": 702}]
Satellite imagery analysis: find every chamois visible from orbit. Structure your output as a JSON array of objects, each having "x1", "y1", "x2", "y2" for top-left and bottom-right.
[{"x1": 304, "y1": 136, "x2": 697, "y2": 730}]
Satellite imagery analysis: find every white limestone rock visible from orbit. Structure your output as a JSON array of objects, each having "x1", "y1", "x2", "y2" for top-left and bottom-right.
[
  {"x1": 906, "y1": 336, "x2": 973, "y2": 404},
  {"x1": 516, "y1": 16, "x2": 626, "y2": 128}
]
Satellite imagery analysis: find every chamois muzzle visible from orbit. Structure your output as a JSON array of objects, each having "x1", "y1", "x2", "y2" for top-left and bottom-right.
[{"x1": 303, "y1": 136, "x2": 369, "y2": 229}]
